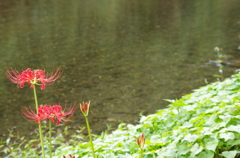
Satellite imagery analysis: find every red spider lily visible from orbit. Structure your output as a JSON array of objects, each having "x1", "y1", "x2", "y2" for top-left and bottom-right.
[
  {"x1": 22, "y1": 104, "x2": 76, "y2": 125},
  {"x1": 21, "y1": 106, "x2": 48, "y2": 125},
  {"x1": 136, "y1": 134, "x2": 145, "y2": 149},
  {"x1": 6, "y1": 68, "x2": 62, "y2": 90},
  {"x1": 49, "y1": 104, "x2": 77, "y2": 125},
  {"x1": 80, "y1": 101, "x2": 90, "y2": 116}
]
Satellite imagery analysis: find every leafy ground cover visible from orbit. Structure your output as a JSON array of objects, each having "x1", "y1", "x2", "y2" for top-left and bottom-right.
[{"x1": 2, "y1": 72, "x2": 240, "y2": 157}]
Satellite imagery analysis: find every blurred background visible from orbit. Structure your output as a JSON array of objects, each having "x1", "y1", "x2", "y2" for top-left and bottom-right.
[{"x1": 0, "y1": 0, "x2": 239, "y2": 138}]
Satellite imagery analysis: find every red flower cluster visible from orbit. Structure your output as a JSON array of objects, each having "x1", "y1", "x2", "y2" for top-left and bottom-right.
[
  {"x1": 6, "y1": 68, "x2": 62, "y2": 90},
  {"x1": 22, "y1": 104, "x2": 76, "y2": 125}
]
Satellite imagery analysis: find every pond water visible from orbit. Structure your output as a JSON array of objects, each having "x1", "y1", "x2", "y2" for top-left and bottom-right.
[{"x1": 0, "y1": 0, "x2": 239, "y2": 138}]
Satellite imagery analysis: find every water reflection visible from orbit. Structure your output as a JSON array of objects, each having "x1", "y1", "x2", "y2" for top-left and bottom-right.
[{"x1": 0, "y1": 0, "x2": 239, "y2": 137}]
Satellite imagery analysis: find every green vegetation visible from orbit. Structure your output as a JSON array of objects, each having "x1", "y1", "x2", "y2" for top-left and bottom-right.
[{"x1": 2, "y1": 72, "x2": 240, "y2": 157}]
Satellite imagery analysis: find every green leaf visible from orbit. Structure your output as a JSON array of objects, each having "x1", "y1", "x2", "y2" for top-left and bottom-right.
[
  {"x1": 222, "y1": 151, "x2": 237, "y2": 158},
  {"x1": 177, "y1": 141, "x2": 189, "y2": 155},
  {"x1": 219, "y1": 132, "x2": 235, "y2": 141},
  {"x1": 6, "y1": 138, "x2": 11, "y2": 145},
  {"x1": 198, "y1": 150, "x2": 214, "y2": 158},
  {"x1": 190, "y1": 143, "x2": 203, "y2": 156},
  {"x1": 160, "y1": 143, "x2": 177, "y2": 157},
  {"x1": 226, "y1": 125, "x2": 240, "y2": 132},
  {"x1": 226, "y1": 139, "x2": 240, "y2": 146},
  {"x1": 204, "y1": 136, "x2": 219, "y2": 151},
  {"x1": 183, "y1": 134, "x2": 198, "y2": 143}
]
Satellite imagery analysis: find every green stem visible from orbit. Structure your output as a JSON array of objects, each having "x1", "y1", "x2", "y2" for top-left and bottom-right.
[
  {"x1": 85, "y1": 116, "x2": 96, "y2": 158},
  {"x1": 140, "y1": 149, "x2": 143, "y2": 158},
  {"x1": 33, "y1": 85, "x2": 45, "y2": 158},
  {"x1": 49, "y1": 120, "x2": 52, "y2": 158},
  {"x1": 33, "y1": 84, "x2": 39, "y2": 112}
]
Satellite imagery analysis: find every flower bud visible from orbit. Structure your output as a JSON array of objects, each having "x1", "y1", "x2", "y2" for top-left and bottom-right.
[
  {"x1": 136, "y1": 134, "x2": 145, "y2": 149},
  {"x1": 80, "y1": 101, "x2": 90, "y2": 116}
]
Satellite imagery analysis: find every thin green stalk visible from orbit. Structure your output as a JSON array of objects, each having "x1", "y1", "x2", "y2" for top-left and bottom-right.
[
  {"x1": 85, "y1": 116, "x2": 96, "y2": 158},
  {"x1": 140, "y1": 149, "x2": 143, "y2": 158},
  {"x1": 33, "y1": 84, "x2": 39, "y2": 112},
  {"x1": 49, "y1": 120, "x2": 52, "y2": 158},
  {"x1": 33, "y1": 85, "x2": 46, "y2": 158}
]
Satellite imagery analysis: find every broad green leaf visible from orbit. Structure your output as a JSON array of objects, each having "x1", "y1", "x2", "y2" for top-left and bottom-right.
[
  {"x1": 226, "y1": 139, "x2": 240, "y2": 146},
  {"x1": 222, "y1": 150, "x2": 237, "y2": 158},
  {"x1": 160, "y1": 143, "x2": 177, "y2": 157},
  {"x1": 183, "y1": 134, "x2": 198, "y2": 143},
  {"x1": 177, "y1": 141, "x2": 189, "y2": 155},
  {"x1": 219, "y1": 132, "x2": 235, "y2": 141},
  {"x1": 190, "y1": 143, "x2": 203, "y2": 156},
  {"x1": 226, "y1": 125, "x2": 240, "y2": 132},
  {"x1": 198, "y1": 150, "x2": 214, "y2": 158},
  {"x1": 204, "y1": 136, "x2": 219, "y2": 151}
]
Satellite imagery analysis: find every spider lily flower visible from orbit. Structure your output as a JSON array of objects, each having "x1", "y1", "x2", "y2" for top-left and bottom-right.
[
  {"x1": 80, "y1": 101, "x2": 90, "y2": 116},
  {"x1": 6, "y1": 68, "x2": 62, "y2": 90},
  {"x1": 21, "y1": 106, "x2": 48, "y2": 125},
  {"x1": 50, "y1": 104, "x2": 77, "y2": 125},
  {"x1": 136, "y1": 134, "x2": 145, "y2": 150},
  {"x1": 22, "y1": 104, "x2": 76, "y2": 125}
]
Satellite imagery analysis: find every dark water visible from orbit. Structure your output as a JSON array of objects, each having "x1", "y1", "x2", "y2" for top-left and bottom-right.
[{"x1": 0, "y1": 0, "x2": 239, "y2": 138}]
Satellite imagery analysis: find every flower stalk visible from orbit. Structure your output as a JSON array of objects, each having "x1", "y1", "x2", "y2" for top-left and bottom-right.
[
  {"x1": 33, "y1": 85, "x2": 45, "y2": 158},
  {"x1": 85, "y1": 116, "x2": 95, "y2": 158},
  {"x1": 49, "y1": 120, "x2": 52, "y2": 158},
  {"x1": 80, "y1": 101, "x2": 96, "y2": 158}
]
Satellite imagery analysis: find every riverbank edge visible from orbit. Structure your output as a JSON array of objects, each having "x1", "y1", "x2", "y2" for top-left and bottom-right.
[
  {"x1": 53, "y1": 72, "x2": 240, "y2": 158},
  {"x1": 3, "y1": 72, "x2": 240, "y2": 157}
]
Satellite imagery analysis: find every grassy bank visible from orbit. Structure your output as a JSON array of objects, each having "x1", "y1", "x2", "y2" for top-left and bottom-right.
[{"x1": 2, "y1": 72, "x2": 240, "y2": 158}]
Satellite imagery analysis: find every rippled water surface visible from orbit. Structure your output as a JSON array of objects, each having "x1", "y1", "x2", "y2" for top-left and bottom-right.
[{"x1": 0, "y1": 0, "x2": 239, "y2": 137}]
